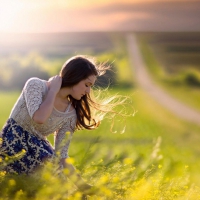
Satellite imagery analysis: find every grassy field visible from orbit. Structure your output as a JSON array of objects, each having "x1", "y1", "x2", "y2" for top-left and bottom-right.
[
  {"x1": 137, "y1": 32, "x2": 200, "y2": 111},
  {"x1": 1, "y1": 87, "x2": 200, "y2": 199},
  {"x1": 0, "y1": 91, "x2": 20, "y2": 127},
  {"x1": 136, "y1": 32, "x2": 200, "y2": 72},
  {"x1": 1, "y1": 32, "x2": 200, "y2": 199}
]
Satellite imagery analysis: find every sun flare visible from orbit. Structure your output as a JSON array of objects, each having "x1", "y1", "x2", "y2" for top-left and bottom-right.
[
  {"x1": 0, "y1": 0, "x2": 25, "y2": 32},
  {"x1": 0, "y1": 0, "x2": 198, "y2": 33}
]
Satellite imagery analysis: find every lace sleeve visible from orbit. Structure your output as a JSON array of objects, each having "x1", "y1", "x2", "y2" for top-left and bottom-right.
[
  {"x1": 23, "y1": 78, "x2": 46, "y2": 118},
  {"x1": 54, "y1": 115, "x2": 77, "y2": 159}
]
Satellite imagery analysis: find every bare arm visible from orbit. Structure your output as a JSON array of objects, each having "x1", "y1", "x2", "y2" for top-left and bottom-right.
[{"x1": 33, "y1": 75, "x2": 62, "y2": 124}]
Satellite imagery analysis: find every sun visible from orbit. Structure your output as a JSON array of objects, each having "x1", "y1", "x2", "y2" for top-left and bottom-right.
[
  {"x1": 0, "y1": 0, "x2": 26, "y2": 32},
  {"x1": 0, "y1": 0, "x2": 27, "y2": 32}
]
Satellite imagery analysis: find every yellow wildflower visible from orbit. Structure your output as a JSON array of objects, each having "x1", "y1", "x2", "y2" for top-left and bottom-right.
[
  {"x1": 65, "y1": 157, "x2": 75, "y2": 165},
  {"x1": 123, "y1": 157, "x2": 133, "y2": 165},
  {"x1": 9, "y1": 179, "x2": 16, "y2": 186},
  {"x1": 158, "y1": 164, "x2": 162, "y2": 169}
]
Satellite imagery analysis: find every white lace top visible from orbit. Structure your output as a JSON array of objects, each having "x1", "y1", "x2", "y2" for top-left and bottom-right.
[{"x1": 9, "y1": 77, "x2": 77, "y2": 159}]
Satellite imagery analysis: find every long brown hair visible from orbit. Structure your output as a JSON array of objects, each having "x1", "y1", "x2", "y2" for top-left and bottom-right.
[{"x1": 60, "y1": 55, "x2": 130, "y2": 131}]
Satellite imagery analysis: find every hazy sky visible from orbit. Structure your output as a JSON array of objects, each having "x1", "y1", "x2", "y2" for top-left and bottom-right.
[{"x1": 0, "y1": 0, "x2": 200, "y2": 33}]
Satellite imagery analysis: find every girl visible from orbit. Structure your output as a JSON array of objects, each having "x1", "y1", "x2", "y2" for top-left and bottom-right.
[{"x1": 0, "y1": 55, "x2": 126, "y2": 192}]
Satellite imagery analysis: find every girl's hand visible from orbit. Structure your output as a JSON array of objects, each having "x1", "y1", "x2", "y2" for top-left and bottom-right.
[{"x1": 48, "y1": 75, "x2": 62, "y2": 94}]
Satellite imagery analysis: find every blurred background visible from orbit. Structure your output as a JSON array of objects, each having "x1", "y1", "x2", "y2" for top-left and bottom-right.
[{"x1": 1, "y1": 0, "x2": 200, "y2": 187}]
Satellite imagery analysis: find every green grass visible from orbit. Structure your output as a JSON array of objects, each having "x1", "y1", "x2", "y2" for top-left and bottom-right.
[
  {"x1": 1, "y1": 88, "x2": 200, "y2": 199},
  {"x1": 0, "y1": 91, "x2": 20, "y2": 128}
]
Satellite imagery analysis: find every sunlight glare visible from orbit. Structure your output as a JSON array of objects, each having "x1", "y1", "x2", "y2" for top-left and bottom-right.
[{"x1": 0, "y1": 0, "x2": 25, "y2": 32}]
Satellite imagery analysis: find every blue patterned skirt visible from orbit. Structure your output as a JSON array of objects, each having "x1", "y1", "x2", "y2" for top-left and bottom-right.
[{"x1": 0, "y1": 118, "x2": 54, "y2": 174}]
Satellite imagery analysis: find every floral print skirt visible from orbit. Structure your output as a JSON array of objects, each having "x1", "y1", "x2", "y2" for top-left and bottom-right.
[{"x1": 0, "y1": 118, "x2": 54, "y2": 174}]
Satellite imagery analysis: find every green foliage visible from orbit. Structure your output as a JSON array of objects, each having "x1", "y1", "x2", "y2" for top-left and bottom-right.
[
  {"x1": 181, "y1": 68, "x2": 200, "y2": 87},
  {"x1": 0, "y1": 51, "x2": 132, "y2": 90},
  {"x1": 0, "y1": 53, "x2": 51, "y2": 90}
]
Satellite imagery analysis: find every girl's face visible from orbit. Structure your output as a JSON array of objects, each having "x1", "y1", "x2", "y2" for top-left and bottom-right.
[{"x1": 70, "y1": 75, "x2": 96, "y2": 100}]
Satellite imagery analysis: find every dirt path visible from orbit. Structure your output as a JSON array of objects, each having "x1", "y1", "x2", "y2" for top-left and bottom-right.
[{"x1": 126, "y1": 34, "x2": 200, "y2": 125}]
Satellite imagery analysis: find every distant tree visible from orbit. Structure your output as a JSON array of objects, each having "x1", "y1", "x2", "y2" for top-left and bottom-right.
[
  {"x1": 0, "y1": 54, "x2": 50, "y2": 90},
  {"x1": 11, "y1": 65, "x2": 49, "y2": 90}
]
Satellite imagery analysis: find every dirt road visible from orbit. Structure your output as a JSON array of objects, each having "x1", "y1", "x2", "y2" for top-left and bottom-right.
[{"x1": 126, "y1": 34, "x2": 200, "y2": 125}]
